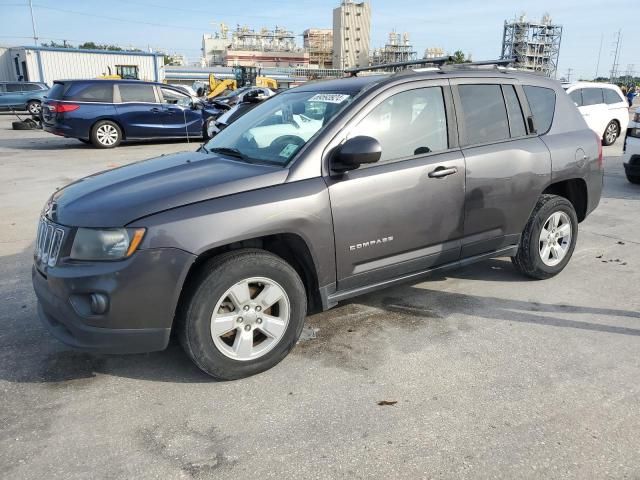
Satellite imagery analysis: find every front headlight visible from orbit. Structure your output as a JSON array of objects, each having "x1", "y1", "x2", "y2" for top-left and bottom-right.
[{"x1": 70, "y1": 228, "x2": 145, "y2": 261}]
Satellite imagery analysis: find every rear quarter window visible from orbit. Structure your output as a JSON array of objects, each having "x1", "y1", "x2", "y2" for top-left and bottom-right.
[
  {"x1": 64, "y1": 83, "x2": 114, "y2": 102},
  {"x1": 603, "y1": 88, "x2": 624, "y2": 104},
  {"x1": 47, "y1": 83, "x2": 66, "y2": 100},
  {"x1": 523, "y1": 86, "x2": 556, "y2": 135}
]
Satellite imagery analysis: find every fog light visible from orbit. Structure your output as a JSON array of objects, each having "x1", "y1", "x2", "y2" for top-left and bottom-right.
[{"x1": 90, "y1": 293, "x2": 109, "y2": 315}]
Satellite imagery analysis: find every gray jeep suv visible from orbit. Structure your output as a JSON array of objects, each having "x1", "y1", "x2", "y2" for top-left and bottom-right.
[{"x1": 32, "y1": 68, "x2": 603, "y2": 379}]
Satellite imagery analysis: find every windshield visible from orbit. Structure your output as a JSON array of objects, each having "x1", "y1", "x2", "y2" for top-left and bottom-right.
[{"x1": 204, "y1": 90, "x2": 353, "y2": 166}]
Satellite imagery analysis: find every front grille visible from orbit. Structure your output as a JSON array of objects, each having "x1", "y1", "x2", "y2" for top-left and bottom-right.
[{"x1": 35, "y1": 217, "x2": 65, "y2": 267}]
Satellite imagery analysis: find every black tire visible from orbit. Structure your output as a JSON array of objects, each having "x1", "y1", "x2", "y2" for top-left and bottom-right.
[
  {"x1": 26, "y1": 100, "x2": 41, "y2": 116},
  {"x1": 626, "y1": 173, "x2": 640, "y2": 185},
  {"x1": 602, "y1": 120, "x2": 620, "y2": 146},
  {"x1": 90, "y1": 120, "x2": 122, "y2": 148},
  {"x1": 511, "y1": 194, "x2": 578, "y2": 280},
  {"x1": 178, "y1": 249, "x2": 307, "y2": 380},
  {"x1": 203, "y1": 117, "x2": 216, "y2": 140},
  {"x1": 12, "y1": 120, "x2": 37, "y2": 130}
]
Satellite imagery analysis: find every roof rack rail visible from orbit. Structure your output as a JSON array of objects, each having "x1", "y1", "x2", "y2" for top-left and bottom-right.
[
  {"x1": 439, "y1": 58, "x2": 516, "y2": 70},
  {"x1": 344, "y1": 56, "x2": 454, "y2": 75}
]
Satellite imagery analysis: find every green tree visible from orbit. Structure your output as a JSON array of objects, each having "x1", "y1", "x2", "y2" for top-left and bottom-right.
[
  {"x1": 41, "y1": 40, "x2": 73, "y2": 48},
  {"x1": 450, "y1": 50, "x2": 471, "y2": 63}
]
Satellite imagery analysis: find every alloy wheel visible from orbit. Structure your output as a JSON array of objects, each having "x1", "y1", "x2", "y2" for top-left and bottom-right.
[
  {"x1": 539, "y1": 211, "x2": 572, "y2": 267},
  {"x1": 210, "y1": 277, "x2": 290, "y2": 361},
  {"x1": 605, "y1": 122, "x2": 618, "y2": 144},
  {"x1": 28, "y1": 102, "x2": 41, "y2": 115},
  {"x1": 96, "y1": 124, "x2": 119, "y2": 146}
]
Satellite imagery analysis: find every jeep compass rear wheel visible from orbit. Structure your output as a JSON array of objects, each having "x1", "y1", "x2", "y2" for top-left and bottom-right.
[
  {"x1": 91, "y1": 120, "x2": 122, "y2": 148},
  {"x1": 179, "y1": 249, "x2": 307, "y2": 380},
  {"x1": 511, "y1": 194, "x2": 578, "y2": 279}
]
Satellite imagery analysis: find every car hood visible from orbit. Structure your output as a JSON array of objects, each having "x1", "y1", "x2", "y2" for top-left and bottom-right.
[{"x1": 47, "y1": 151, "x2": 288, "y2": 227}]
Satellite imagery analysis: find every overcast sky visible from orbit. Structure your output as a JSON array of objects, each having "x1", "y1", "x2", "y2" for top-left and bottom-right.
[{"x1": 1, "y1": 0, "x2": 634, "y2": 80}]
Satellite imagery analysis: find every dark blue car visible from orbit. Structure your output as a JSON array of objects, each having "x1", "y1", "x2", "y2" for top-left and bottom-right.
[{"x1": 42, "y1": 79, "x2": 217, "y2": 148}]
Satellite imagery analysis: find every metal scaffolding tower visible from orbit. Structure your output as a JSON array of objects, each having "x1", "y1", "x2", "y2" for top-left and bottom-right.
[
  {"x1": 370, "y1": 31, "x2": 417, "y2": 68},
  {"x1": 501, "y1": 14, "x2": 562, "y2": 78}
]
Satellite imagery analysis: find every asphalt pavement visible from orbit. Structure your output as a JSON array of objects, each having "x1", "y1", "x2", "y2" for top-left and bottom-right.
[{"x1": 0, "y1": 114, "x2": 638, "y2": 479}]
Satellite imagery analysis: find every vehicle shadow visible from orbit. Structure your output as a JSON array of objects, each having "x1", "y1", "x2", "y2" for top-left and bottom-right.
[
  {"x1": 354, "y1": 261, "x2": 640, "y2": 337},
  {"x1": 3, "y1": 243, "x2": 639, "y2": 386},
  {"x1": 0, "y1": 137, "x2": 199, "y2": 151}
]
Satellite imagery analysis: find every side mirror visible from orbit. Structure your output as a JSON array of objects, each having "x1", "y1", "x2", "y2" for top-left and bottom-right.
[
  {"x1": 331, "y1": 136, "x2": 381, "y2": 172},
  {"x1": 191, "y1": 100, "x2": 203, "y2": 110}
]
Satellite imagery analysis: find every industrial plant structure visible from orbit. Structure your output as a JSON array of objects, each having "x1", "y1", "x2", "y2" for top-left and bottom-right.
[
  {"x1": 370, "y1": 31, "x2": 417, "y2": 66},
  {"x1": 303, "y1": 29, "x2": 333, "y2": 68},
  {"x1": 332, "y1": 1, "x2": 371, "y2": 70},
  {"x1": 424, "y1": 47, "x2": 445, "y2": 59},
  {"x1": 500, "y1": 14, "x2": 562, "y2": 77},
  {"x1": 202, "y1": 24, "x2": 309, "y2": 68}
]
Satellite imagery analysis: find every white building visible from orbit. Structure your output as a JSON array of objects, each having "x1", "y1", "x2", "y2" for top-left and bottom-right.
[
  {"x1": 0, "y1": 46, "x2": 164, "y2": 84},
  {"x1": 332, "y1": 1, "x2": 371, "y2": 70}
]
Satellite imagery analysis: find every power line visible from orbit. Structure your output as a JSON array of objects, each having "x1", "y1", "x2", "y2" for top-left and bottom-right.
[{"x1": 30, "y1": 3, "x2": 208, "y2": 31}]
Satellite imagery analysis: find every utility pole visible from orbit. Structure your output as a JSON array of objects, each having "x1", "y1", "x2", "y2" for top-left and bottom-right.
[
  {"x1": 565, "y1": 68, "x2": 573, "y2": 82},
  {"x1": 610, "y1": 29, "x2": 622, "y2": 83},
  {"x1": 595, "y1": 33, "x2": 603, "y2": 79},
  {"x1": 28, "y1": 0, "x2": 38, "y2": 46}
]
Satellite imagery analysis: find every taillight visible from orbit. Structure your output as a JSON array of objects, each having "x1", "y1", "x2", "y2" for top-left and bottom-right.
[
  {"x1": 596, "y1": 131, "x2": 603, "y2": 169},
  {"x1": 48, "y1": 102, "x2": 80, "y2": 113}
]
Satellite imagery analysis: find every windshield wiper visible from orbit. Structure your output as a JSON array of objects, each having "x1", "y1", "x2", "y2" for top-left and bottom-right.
[{"x1": 209, "y1": 147, "x2": 249, "y2": 161}]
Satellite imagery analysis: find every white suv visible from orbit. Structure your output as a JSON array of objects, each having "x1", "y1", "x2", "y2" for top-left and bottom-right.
[{"x1": 563, "y1": 82, "x2": 629, "y2": 146}]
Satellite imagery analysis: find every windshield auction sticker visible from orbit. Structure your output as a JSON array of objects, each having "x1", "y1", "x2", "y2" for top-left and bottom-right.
[{"x1": 308, "y1": 93, "x2": 351, "y2": 104}]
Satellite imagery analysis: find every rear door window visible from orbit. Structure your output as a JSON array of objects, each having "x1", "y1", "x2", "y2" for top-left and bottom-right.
[
  {"x1": 603, "y1": 88, "x2": 624, "y2": 104},
  {"x1": 5, "y1": 83, "x2": 25, "y2": 92},
  {"x1": 523, "y1": 86, "x2": 556, "y2": 135},
  {"x1": 502, "y1": 85, "x2": 527, "y2": 137},
  {"x1": 118, "y1": 84, "x2": 157, "y2": 103},
  {"x1": 458, "y1": 84, "x2": 510, "y2": 145},
  {"x1": 22, "y1": 83, "x2": 43, "y2": 91},
  {"x1": 569, "y1": 89, "x2": 582, "y2": 106},
  {"x1": 582, "y1": 88, "x2": 604, "y2": 106},
  {"x1": 64, "y1": 83, "x2": 114, "y2": 102}
]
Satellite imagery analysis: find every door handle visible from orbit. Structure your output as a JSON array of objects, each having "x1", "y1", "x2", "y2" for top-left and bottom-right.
[
  {"x1": 150, "y1": 107, "x2": 161, "y2": 113},
  {"x1": 428, "y1": 166, "x2": 458, "y2": 178}
]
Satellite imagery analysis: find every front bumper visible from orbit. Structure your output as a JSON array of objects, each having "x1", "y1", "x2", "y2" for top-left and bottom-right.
[
  {"x1": 623, "y1": 133, "x2": 640, "y2": 176},
  {"x1": 32, "y1": 248, "x2": 195, "y2": 354}
]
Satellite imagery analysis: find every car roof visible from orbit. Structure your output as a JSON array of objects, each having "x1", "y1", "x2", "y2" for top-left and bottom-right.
[
  {"x1": 563, "y1": 81, "x2": 622, "y2": 91},
  {"x1": 293, "y1": 75, "x2": 386, "y2": 93},
  {"x1": 53, "y1": 79, "x2": 162, "y2": 86},
  {"x1": 0, "y1": 80, "x2": 46, "y2": 84}
]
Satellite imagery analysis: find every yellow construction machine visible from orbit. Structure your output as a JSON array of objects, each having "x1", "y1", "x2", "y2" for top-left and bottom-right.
[
  {"x1": 256, "y1": 76, "x2": 278, "y2": 89},
  {"x1": 207, "y1": 74, "x2": 237, "y2": 99}
]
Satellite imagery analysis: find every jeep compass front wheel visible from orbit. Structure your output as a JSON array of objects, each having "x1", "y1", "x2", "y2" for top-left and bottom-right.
[
  {"x1": 179, "y1": 249, "x2": 307, "y2": 380},
  {"x1": 511, "y1": 194, "x2": 578, "y2": 279}
]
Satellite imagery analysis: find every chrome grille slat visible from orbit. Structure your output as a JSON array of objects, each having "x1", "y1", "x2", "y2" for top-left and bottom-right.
[{"x1": 34, "y1": 217, "x2": 65, "y2": 268}]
